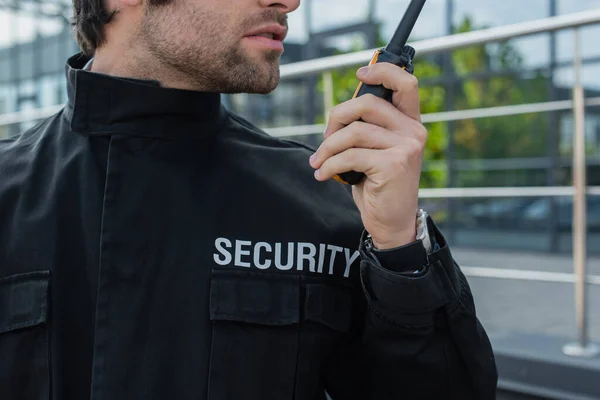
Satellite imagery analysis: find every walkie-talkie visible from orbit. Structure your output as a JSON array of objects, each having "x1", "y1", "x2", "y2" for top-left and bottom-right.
[{"x1": 333, "y1": 0, "x2": 427, "y2": 185}]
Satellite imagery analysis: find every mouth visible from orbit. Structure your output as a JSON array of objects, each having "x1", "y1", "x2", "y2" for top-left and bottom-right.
[
  {"x1": 244, "y1": 25, "x2": 288, "y2": 42},
  {"x1": 252, "y1": 32, "x2": 277, "y2": 40},
  {"x1": 243, "y1": 24, "x2": 287, "y2": 53}
]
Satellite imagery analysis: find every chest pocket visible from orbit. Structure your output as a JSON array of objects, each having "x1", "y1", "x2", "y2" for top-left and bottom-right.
[
  {"x1": 207, "y1": 269, "x2": 353, "y2": 400},
  {"x1": 0, "y1": 271, "x2": 51, "y2": 400}
]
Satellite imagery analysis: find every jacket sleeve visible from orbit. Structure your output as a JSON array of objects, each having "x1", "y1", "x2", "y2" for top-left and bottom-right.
[{"x1": 323, "y1": 217, "x2": 498, "y2": 400}]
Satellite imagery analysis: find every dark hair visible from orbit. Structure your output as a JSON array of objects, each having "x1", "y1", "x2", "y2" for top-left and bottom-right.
[
  {"x1": 72, "y1": 0, "x2": 117, "y2": 55},
  {"x1": 72, "y1": 0, "x2": 171, "y2": 56}
]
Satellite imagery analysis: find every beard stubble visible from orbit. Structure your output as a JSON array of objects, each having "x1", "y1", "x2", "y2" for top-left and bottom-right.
[{"x1": 139, "y1": 3, "x2": 287, "y2": 94}]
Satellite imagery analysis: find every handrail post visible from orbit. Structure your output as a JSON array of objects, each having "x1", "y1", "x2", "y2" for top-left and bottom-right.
[
  {"x1": 323, "y1": 71, "x2": 334, "y2": 125},
  {"x1": 562, "y1": 27, "x2": 599, "y2": 358}
]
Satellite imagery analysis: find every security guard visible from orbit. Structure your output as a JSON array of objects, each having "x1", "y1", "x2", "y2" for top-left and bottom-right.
[{"x1": 0, "y1": 0, "x2": 497, "y2": 399}]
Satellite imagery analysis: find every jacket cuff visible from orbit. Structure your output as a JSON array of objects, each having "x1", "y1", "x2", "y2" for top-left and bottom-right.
[
  {"x1": 358, "y1": 217, "x2": 461, "y2": 322},
  {"x1": 369, "y1": 239, "x2": 428, "y2": 273}
]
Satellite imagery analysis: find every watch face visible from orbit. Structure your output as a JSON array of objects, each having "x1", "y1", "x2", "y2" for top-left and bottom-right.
[
  {"x1": 416, "y1": 225, "x2": 425, "y2": 240},
  {"x1": 416, "y1": 210, "x2": 427, "y2": 239},
  {"x1": 416, "y1": 209, "x2": 433, "y2": 253}
]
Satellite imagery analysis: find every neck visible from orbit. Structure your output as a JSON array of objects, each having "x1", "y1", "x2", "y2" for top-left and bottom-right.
[{"x1": 90, "y1": 45, "x2": 205, "y2": 92}]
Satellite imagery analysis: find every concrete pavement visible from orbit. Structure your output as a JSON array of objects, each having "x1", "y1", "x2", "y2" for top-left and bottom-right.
[{"x1": 451, "y1": 247, "x2": 600, "y2": 342}]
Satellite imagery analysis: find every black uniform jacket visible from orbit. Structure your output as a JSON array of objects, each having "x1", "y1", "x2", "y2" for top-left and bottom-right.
[{"x1": 0, "y1": 54, "x2": 497, "y2": 400}]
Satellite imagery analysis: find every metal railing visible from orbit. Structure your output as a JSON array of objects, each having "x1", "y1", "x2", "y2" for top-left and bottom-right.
[
  {"x1": 3, "y1": 9, "x2": 600, "y2": 129},
  {"x1": 461, "y1": 266, "x2": 600, "y2": 286},
  {"x1": 278, "y1": 9, "x2": 600, "y2": 359},
  {"x1": 264, "y1": 97, "x2": 600, "y2": 138},
  {"x1": 417, "y1": 186, "x2": 600, "y2": 199},
  {"x1": 279, "y1": 8, "x2": 600, "y2": 78},
  {"x1": 1, "y1": 8, "x2": 600, "y2": 357}
]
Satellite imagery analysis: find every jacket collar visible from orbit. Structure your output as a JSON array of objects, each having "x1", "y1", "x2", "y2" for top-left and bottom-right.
[{"x1": 63, "y1": 53, "x2": 228, "y2": 138}]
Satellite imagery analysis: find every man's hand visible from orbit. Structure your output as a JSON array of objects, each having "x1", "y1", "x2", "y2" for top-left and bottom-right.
[{"x1": 309, "y1": 62, "x2": 427, "y2": 250}]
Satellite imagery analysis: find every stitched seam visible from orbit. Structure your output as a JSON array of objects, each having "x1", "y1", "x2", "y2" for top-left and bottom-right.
[
  {"x1": 366, "y1": 301, "x2": 434, "y2": 329},
  {"x1": 291, "y1": 275, "x2": 301, "y2": 400},
  {"x1": 441, "y1": 317, "x2": 454, "y2": 399},
  {"x1": 362, "y1": 262, "x2": 449, "y2": 314},
  {"x1": 364, "y1": 260, "x2": 432, "y2": 283},
  {"x1": 210, "y1": 314, "x2": 298, "y2": 325},
  {"x1": 0, "y1": 317, "x2": 46, "y2": 335},
  {"x1": 445, "y1": 272, "x2": 470, "y2": 315}
]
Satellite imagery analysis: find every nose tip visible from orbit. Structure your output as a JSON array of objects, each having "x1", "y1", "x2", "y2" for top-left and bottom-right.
[
  {"x1": 286, "y1": 0, "x2": 301, "y2": 13},
  {"x1": 261, "y1": 0, "x2": 301, "y2": 13}
]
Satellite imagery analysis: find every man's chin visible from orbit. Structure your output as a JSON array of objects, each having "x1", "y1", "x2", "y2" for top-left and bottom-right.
[
  {"x1": 221, "y1": 67, "x2": 280, "y2": 94},
  {"x1": 248, "y1": 76, "x2": 280, "y2": 94},
  {"x1": 242, "y1": 51, "x2": 281, "y2": 92},
  {"x1": 223, "y1": 82, "x2": 279, "y2": 95}
]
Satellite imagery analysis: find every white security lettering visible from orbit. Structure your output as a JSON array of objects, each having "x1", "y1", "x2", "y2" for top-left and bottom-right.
[
  {"x1": 297, "y1": 243, "x2": 316, "y2": 272},
  {"x1": 234, "y1": 240, "x2": 252, "y2": 267},
  {"x1": 275, "y1": 242, "x2": 294, "y2": 270},
  {"x1": 327, "y1": 245, "x2": 344, "y2": 275},
  {"x1": 344, "y1": 249, "x2": 360, "y2": 278},
  {"x1": 254, "y1": 242, "x2": 272, "y2": 270},
  {"x1": 213, "y1": 238, "x2": 359, "y2": 278},
  {"x1": 317, "y1": 244, "x2": 326, "y2": 273},
  {"x1": 214, "y1": 238, "x2": 233, "y2": 265}
]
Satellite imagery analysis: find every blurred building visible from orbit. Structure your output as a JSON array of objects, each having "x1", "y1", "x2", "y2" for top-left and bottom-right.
[
  {"x1": 1, "y1": 0, "x2": 600, "y2": 254},
  {"x1": 0, "y1": 13, "x2": 332, "y2": 137}
]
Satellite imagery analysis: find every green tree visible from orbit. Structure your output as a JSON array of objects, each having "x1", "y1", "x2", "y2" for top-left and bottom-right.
[
  {"x1": 316, "y1": 32, "x2": 448, "y2": 188},
  {"x1": 317, "y1": 16, "x2": 552, "y2": 188},
  {"x1": 451, "y1": 17, "x2": 550, "y2": 186}
]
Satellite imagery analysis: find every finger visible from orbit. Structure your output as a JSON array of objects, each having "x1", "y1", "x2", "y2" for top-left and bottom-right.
[
  {"x1": 356, "y1": 62, "x2": 421, "y2": 122},
  {"x1": 314, "y1": 147, "x2": 379, "y2": 182},
  {"x1": 310, "y1": 121, "x2": 399, "y2": 170},
  {"x1": 324, "y1": 94, "x2": 412, "y2": 139}
]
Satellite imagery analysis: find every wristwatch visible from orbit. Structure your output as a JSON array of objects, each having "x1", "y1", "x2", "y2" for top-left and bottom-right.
[
  {"x1": 363, "y1": 209, "x2": 434, "y2": 274},
  {"x1": 416, "y1": 209, "x2": 433, "y2": 254},
  {"x1": 364, "y1": 209, "x2": 434, "y2": 254}
]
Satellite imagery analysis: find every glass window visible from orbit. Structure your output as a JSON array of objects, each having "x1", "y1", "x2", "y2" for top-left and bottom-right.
[
  {"x1": 39, "y1": 75, "x2": 58, "y2": 107},
  {"x1": 454, "y1": 0, "x2": 550, "y2": 28},
  {"x1": 558, "y1": 0, "x2": 600, "y2": 14},
  {"x1": 376, "y1": 0, "x2": 447, "y2": 39},
  {"x1": 0, "y1": 82, "x2": 17, "y2": 113},
  {"x1": 310, "y1": 0, "x2": 370, "y2": 32},
  {"x1": 0, "y1": 94, "x2": 6, "y2": 139},
  {"x1": 553, "y1": 62, "x2": 600, "y2": 91}
]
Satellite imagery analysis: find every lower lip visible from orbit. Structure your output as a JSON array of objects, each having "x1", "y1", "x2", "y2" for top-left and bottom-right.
[{"x1": 244, "y1": 36, "x2": 284, "y2": 51}]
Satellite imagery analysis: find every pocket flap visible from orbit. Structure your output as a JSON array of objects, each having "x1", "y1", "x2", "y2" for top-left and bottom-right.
[
  {"x1": 304, "y1": 283, "x2": 353, "y2": 333},
  {"x1": 210, "y1": 269, "x2": 299, "y2": 326},
  {"x1": 0, "y1": 271, "x2": 50, "y2": 334}
]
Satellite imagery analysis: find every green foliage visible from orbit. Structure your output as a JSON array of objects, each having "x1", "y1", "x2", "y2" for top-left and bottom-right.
[
  {"x1": 316, "y1": 33, "x2": 448, "y2": 188},
  {"x1": 316, "y1": 15, "x2": 552, "y2": 188},
  {"x1": 415, "y1": 60, "x2": 447, "y2": 188},
  {"x1": 450, "y1": 17, "x2": 551, "y2": 186}
]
